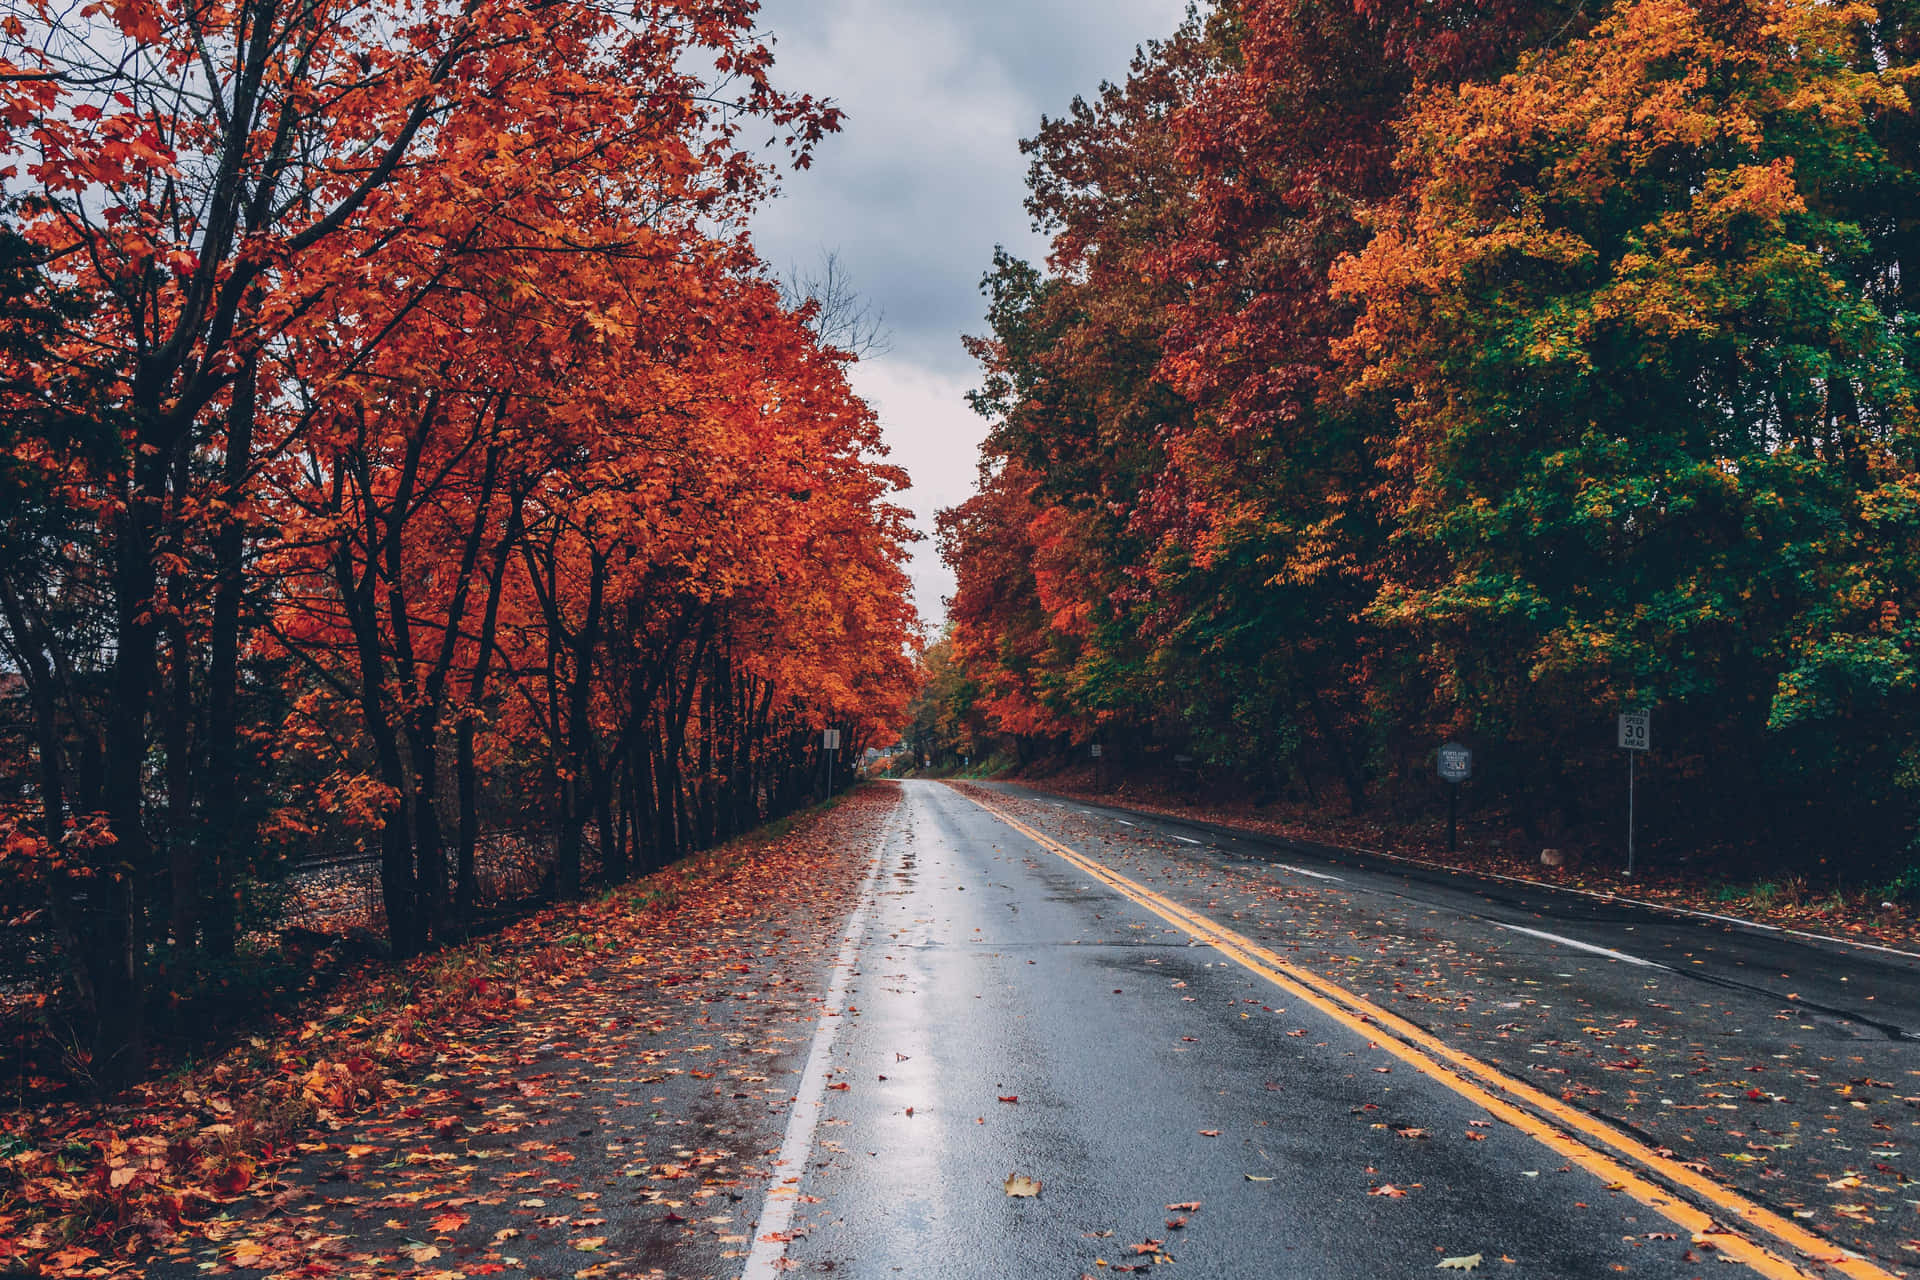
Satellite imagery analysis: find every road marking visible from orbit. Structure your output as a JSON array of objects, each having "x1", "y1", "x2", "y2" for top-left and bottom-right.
[
  {"x1": 742, "y1": 809, "x2": 896, "y2": 1280},
  {"x1": 1019, "y1": 788, "x2": 1920, "y2": 963},
  {"x1": 953, "y1": 786, "x2": 1893, "y2": 1280},
  {"x1": 1496, "y1": 923, "x2": 1664, "y2": 969},
  {"x1": 1277, "y1": 863, "x2": 1344, "y2": 883},
  {"x1": 1116, "y1": 819, "x2": 1135, "y2": 826},
  {"x1": 1173, "y1": 835, "x2": 1203, "y2": 845}
]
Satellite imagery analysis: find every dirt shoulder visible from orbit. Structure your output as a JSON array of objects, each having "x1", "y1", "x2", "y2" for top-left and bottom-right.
[
  {"x1": 1007, "y1": 770, "x2": 1920, "y2": 955},
  {"x1": 2, "y1": 783, "x2": 900, "y2": 1280}
]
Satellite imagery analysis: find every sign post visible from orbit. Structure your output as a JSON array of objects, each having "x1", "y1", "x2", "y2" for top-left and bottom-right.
[
  {"x1": 1616, "y1": 712, "x2": 1649, "y2": 876},
  {"x1": 823, "y1": 727, "x2": 841, "y2": 797},
  {"x1": 1436, "y1": 742, "x2": 1472, "y2": 852}
]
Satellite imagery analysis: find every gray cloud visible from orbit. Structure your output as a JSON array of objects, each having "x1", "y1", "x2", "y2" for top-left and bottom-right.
[{"x1": 749, "y1": 0, "x2": 1191, "y2": 624}]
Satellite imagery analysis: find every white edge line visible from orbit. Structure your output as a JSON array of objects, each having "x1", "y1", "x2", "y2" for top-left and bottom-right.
[
  {"x1": 1277, "y1": 863, "x2": 1344, "y2": 883},
  {"x1": 1173, "y1": 835, "x2": 1203, "y2": 845},
  {"x1": 740, "y1": 810, "x2": 895, "y2": 1279},
  {"x1": 1116, "y1": 820, "x2": 1135, "y2": 826},
  {"x1": 1020, "y1": 789, "x2": 1920, "y2": 964},
  {"x1": 1496, "y1": 922, "x2": 1665, "y2": 969}
]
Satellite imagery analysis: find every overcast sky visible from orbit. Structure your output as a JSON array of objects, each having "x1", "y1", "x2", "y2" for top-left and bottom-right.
[{"x1": 747, "y1": 0, "x2": 1192, "y2": 631}]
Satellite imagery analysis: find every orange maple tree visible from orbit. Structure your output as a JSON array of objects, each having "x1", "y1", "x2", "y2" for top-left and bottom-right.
[{"x1": 0, "y1": 0, "x2": 912, "y2": 1086}]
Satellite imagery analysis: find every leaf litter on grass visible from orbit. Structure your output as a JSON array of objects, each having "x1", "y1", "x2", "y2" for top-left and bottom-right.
[{"x1": 3, "y1": 785, "x2": 903, "y2": 1280}]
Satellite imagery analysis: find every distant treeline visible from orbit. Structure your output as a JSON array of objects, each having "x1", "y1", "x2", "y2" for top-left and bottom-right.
[{"x1": 934, "y1": 0, "x2": 1920, "y2": 878}]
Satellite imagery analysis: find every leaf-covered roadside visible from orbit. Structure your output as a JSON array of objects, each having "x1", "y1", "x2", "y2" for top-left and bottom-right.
[
  {"x1": 1010, "y1": 773, "x2": 1920, "y2": 954},
  {"x1": 0, "y1": 785, "x2": 899, "y2": 1278}
]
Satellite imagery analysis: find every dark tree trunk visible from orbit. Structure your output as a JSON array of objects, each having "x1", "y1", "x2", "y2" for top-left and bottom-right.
[
  {"x1": 202, "y1": 356, "x2": 257, "y2": 959},
  {"x1": 165, "y1": 608, "x2": 196, "y2": 951}
]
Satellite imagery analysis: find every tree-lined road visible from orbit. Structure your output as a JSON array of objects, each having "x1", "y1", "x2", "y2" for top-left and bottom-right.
[{"x1": 744, "y1": 780, "x2": 1920, "y2": 1279}]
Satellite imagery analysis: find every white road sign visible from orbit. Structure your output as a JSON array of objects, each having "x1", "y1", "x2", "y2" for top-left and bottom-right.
[{"x1": 1617, "y1": 712, "x2": 1649, "y2": 752}]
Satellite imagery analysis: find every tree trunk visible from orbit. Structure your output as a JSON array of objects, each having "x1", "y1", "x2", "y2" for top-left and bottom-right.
[
  {"x1": 165, "y1": 609, "x2": 196, "y2": 951},
  {"x1": 202, "y1": 356, "x2": 256, "y2": 960}
]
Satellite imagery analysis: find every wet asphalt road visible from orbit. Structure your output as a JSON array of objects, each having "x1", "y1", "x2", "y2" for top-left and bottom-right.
[
  {"x1": 760, "y1": 780, "x2": 1905, "y2": 1279},
  {"x1": 984, "y1": 783, "x2": 1920, "y2": 1039}
]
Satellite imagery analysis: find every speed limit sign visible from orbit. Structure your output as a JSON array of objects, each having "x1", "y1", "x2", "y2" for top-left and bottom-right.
[
  {"x1": 1617, "y1": 711, "x2": 1649, "y2": 878},
  {"x1": 1617, "y1": 712, "x2": 1649, "y2": 752}
]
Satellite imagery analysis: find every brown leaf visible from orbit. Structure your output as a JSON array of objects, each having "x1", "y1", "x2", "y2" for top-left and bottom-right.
[{"x1": 1003, "y1": 1173, "x2": 1042, "y2": 1198}]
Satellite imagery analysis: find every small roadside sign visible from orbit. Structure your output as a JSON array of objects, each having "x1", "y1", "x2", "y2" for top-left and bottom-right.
[
  {"x1": 1090, "y1": 744, "x2": 1102, "y2": 759},
  {"x1": 1437, "y1": 742, "x2": 1471, "y2": 852},
  {"x1": 1616, "y1": 711, "x2": 1649, "y2": 877},
  {"x1": 822, "y1": 727, "x2": 842, "y2": 797},
  {"x1": 1617, "y1": 712, "x2": 1649, "y2": 752}
]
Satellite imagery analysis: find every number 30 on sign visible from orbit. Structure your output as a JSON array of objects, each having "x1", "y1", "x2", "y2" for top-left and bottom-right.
[{"x1": 1617, "y1": 712, "x2": 1649, "y2": 752}]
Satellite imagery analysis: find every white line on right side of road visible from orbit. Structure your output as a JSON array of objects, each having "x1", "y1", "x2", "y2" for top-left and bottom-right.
[
  {"x1": 1173, "y1": 835, "x2": 1203, "y2": 845},
  {"x1": 1496, "y1": 923, "x2": 1666, "y2": 969},
  {"x1": 1277, "y1": 864, "x2": 1344, "y2": 882},
  {"x1": 741, "y1": 808, "x2": 897, "y2": 1280}
]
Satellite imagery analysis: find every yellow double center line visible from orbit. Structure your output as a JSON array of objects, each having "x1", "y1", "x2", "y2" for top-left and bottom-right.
[{"x1": 956, "y1": 787, "x2": 1896, "y2": 1280}]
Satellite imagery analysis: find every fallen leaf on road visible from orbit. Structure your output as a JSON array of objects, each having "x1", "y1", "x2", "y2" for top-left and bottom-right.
[
  {"x1": 572, "y1": 1238, "x2": 607, "y2": 1252},
  {"x1": 1244, "y1": 1174, "x2": 1273, "y2": 1182},
  {"x1": 1167, "y1": 1201, "x2": 1201, "y2": 1211},
  {"x1": 1004, "y1": 1173, "x2": 1042, "y2": 1197},
  {"x1": 1166, "y1": 1217, "x2": 1188, "y2": 1229},
  {"x1": 998, "y1": 1096, "x2": 1018, "y2": 1104},
  {"x1": 1370, "y1": 1184, "x2": 1409, "y2": 1197},
  {"x1": 1199, "y1": 1130, "x2": 1221, "y2": 1137},
  {"x1": 1436, "y1": 1254, "x2": 1482, "y2": 1271}
]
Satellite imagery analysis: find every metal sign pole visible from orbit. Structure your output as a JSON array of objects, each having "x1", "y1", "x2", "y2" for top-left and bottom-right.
[
  {"x1": 1435, "y1": 742, "x2": 1471, "y2": 853},
  {"x1": 1626, "y1": 751, "x2": 1634, "y2": 879},
  {"x1": 1616, "y1": 711, "x2": 1648, "y2": 878}
]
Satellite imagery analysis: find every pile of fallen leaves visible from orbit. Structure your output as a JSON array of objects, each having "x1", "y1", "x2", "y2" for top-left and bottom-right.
[
  {"x1": 0, "y1": 961, "x2": 502, "y2": 1270},
  {"x1": 0, "y1": 788, "x2": 883, "y2": 1275}
]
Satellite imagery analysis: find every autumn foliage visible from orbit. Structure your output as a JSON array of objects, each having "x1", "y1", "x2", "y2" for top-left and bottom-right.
[
  {"x1": 0, "y1": 0, "x2": 914, "y2": 1088},
  {"x1": 942, "y1": 0, "x2": 1920, "y2": 874}
]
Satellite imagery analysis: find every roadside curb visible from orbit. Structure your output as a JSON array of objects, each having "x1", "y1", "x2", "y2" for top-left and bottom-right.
[{"x1": 997, "y1": 781, "x2": 1920, "y2": 964}]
